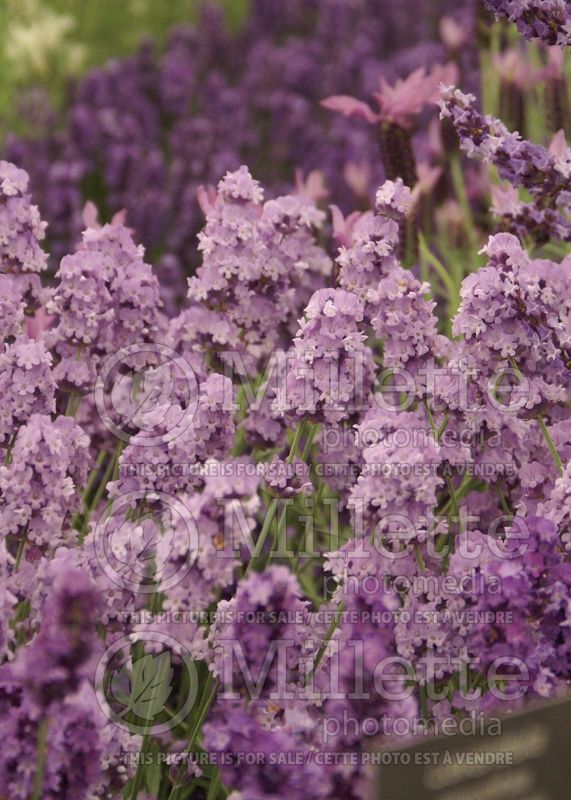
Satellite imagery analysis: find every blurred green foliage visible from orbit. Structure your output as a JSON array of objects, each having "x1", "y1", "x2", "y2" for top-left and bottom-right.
[{"x1": 0, "y1": 0, "x2": 249, "y2": 137}]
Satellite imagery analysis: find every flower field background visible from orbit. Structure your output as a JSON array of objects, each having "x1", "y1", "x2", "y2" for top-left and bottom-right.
[
  {"x1": 0, "y1": 1, "x2": 570, "y2": 799},
  {"x1": 0, "y1": 0, "x2": 248, "y2": 137}
]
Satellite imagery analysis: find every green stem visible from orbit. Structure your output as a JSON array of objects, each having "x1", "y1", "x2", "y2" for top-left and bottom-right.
[
  {"x1": 83, "y1": 450, "x2": 108, "y2": 503},
  {"x1": 424, "y1": 400, "x2": 462, "y2": 532},
  {"x1": 537, "y1": 416, "x2": 564, "y2": 477},
  {"x1": 494, "y1": 483, "x2": 513, "y2": 519},
  {"x1": 449, "y1": 155, "x2": 478, "y2": 258},
  {"x1": 301, "y1": 423, "x2": 319, "y2": 462},
  {"x1": 3, "y1": 430, "x2": 17, "y2": 466},
  {"x1": 418, "y1": 233, "x2": 459, "y2": 329},
  {"x1": 247, "y1": 421, "x2": 308, "y2": 574},
  {"x1": 65, "y1": 391, "x2": 76, "y2": 416},
  {"x1": 64, "y1": 391, "x2": 82, "y2": 418},
  {"x1": 287, "y1": 421, "x2": 306, "y2": 464},
  {"x1": 128, "y1": 732, "x2": 150, "y2": 800},
  {"x1": 246, "y1": 498, "x2": 279, "y2": 574},
  {"x1": 310, "y1": 601, "x2": 345, "y2": 679},
  {"x1": 14, "y1": 529, "x2": 28, "y2": 572},
  {"x1": 509, "y1": 358, "x2": 563, "y2": 476},
  {"x1": 168, "y1": 676, "x2": 219, "y2": 800},
  {"x1": 414, "y1": 544, "x2": 426, "y2": 573},
  {"x1": 480, "y1": 23, "x2": 501, "y2": 118},
  {"x1": 31, "y1": 717, "x2": 48, "y2": 800},
  {"x1": 94, "y1": 441, "x2": 125, "y2": 526},
  {"x1": 437, "y1": 413, "x2": 450, "y2": 440},
  {"x1": 436, "y1": 476, "x2": 475, "y2": 515},
  {"x1": 259, "y1": 503, "x2": 290, "y2": 571},
  {"x1": 187, "y1": 676, "x2": 218, "y2": 752},
  {"x1": 418, "y1": 683, "x2": 430, "y2": 726},
  {"x1": 71, "y1": 450, "x2": 108, "y2": 533},
  {"x1": 207, "y1": 769, "x2": 221, "y2": 800}
]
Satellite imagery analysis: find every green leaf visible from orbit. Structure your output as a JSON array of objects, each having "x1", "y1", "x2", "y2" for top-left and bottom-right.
[{"x1": 145, "y1": 740, "x2": 163, "y2": 795}]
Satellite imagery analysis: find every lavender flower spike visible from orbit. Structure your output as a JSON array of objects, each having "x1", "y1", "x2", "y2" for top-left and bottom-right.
[
  {"x1": 483, "y1": 1, "x2": 571, "y2": 47},
  {"x1": 439, "y1": 85, "x2": 571, "y2": 242}
]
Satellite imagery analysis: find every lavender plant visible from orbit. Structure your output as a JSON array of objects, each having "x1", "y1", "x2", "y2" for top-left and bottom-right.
[
  {"x1": 483, "y1": 0, "x2": 571, "y2": 46},
  {"x1": 0, "y1": 2, "x2": 570, "y2": 800}
]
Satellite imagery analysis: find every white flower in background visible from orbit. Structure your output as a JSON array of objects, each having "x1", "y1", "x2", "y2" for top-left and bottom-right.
[
  {"x1": 129, "y1": 0, "x2": 147, "y2": 16},
  {"x1": 5, "y1": 7, "x2": 85, "y2": 79}
]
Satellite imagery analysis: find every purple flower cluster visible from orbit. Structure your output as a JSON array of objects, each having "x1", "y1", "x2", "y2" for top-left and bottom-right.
[
  {"x1": 0, "y1": 160, "x2": 47, "y2": 275},
  {"x1": 439, "y1": 85, "x2": 571, "y2": 243},
  {"x1": 453, "y1": 232, "x2": 571, "y2": 411},
  {"x1": 0, "y1": 563, "x2": 137, "y2": 800},
  {"x1": 397, "y1": 516, "x2": 571, "y2": 708},
  {"x1": 483, "y1": 0, "x2": 571, "y2": 46},
  {"x1": 0, "y1": 160, "x2": 48, "y2": 340},
  {"x1": 0, "y1": 145, "x2": 569, "y2": 800},
  {"x1": 0, "y1": 462, "x2": 159, "y2": 795},
  {"x1": 204, "y1": 707, "x2": 327, "y2": 800},
  {"x1": 371, "y1": 266, "x2": 448, "y2": 383},
  {"x1": 0, "y1": 335, "x2": 56, "y2": 444},
  {"x1": 282, "y1": 288, "x2": 375, "y2": 425},
  {"x1": 0, "y1": 414, "x2": 90, "y2": 552},
  {"x1": 186, "y1": 166, "x2": 330, "y2": 366},
  {"x1": 336, "y1": 181, "x2": 407, "y2": 316},
  {"x1": 209, "y1": 566, "x2": 314, "y2": 699},
  {"x1": 10, "y1": 566, "x2": 101, "y2": 705},
  {"x1": 350, "y1": 407, "x2": 443, "y2": 540},
  {"x1": 162, "y1": 459, "x2": 261, "y2": 613},
  {"x1": 112, "y1": 372, "x2": 235, "y2": 497},
  {"x1": 48, "y1": 215, "x2": 163, "y2": 389}
]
